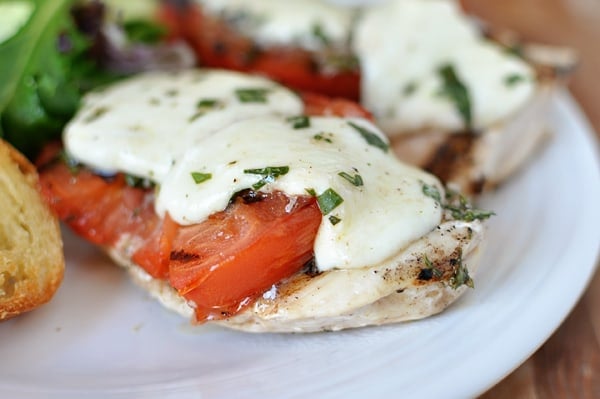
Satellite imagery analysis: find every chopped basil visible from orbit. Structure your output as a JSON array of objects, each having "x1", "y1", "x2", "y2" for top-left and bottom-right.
[
  {"x1": 445, "y1": 203, "x2": 495, "y2": 222},
  {"x1": 191, "y1": 172, "x2": 212, "y2": 184},
  {"x1": 197, "y1": 98, "x2": 221, "y2": 108},
  {"x1": 328, "y1": 215, "x2": 342, "y2": 225},
  {"x1": 83, "y1": 106, "x2": 109, "y2": 123},
  {"x1": 312, "y1": 23, "x2": 330, "y2": 46},
  {"x1": 244, "y1": 166, "x2": 289, "y2": 190},
  {"x1": 190, "y1": 98, "x2": 223, "y2": 121},
  {"x1": 422, "y1": 183, "x2": 442, "y2": 203},
  {"x1": 305, "y1": 188, "x2": 317, "y2": 196},
  {"x1": 235, "y1": 88, "x2": 270, "y2": 103},
  {"x1": 338, "y1": 171, "x2": 364, "y2": 187},
  {"x1": 165, "y1": 89, "x2": 178, "y2": 97},
  {"x1": 286, "y1": 115, "x2": 310, "y2": 129},
  {"x1": 316, "y1": 188, "x2": 344, "y2": 215},
  {"x1": 449, "y1": 249, "x2": 474, "y2": 289},
  {"x1": 444, "y1": 189, "x2": 495, "y2": 222},
  {"x1": 437, "y1": 64, "x2": 472, "y2": 129},
  {"x1": 504, "y1": 74, "x2": 526, "y2": 86},
  {"x1": 313, "y1": 132, "x2": 333, "y2": 143},
  {"x1": 423, "y1": 255, "x2": 443, "y2": 279},
  {"x1": 422, "y1": 182, "x2": 494, "y2": 222},
  {"x1": 403, "y1": 81, "x2": 418, "y2": 96},
  {"x1": 347, "y1": 121, "x2": 389, "y2": 153}
]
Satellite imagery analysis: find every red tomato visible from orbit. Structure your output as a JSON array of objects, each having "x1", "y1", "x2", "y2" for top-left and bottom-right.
[
  {"x1": 158, "y1": 3, "x2": 361, "y2": 100},
  {"x1": 301, "y1": 91, "x2": 373, "y2": 120},
  {"x1": 169, "y1": 193, "x2": 321, "y2": 321}
]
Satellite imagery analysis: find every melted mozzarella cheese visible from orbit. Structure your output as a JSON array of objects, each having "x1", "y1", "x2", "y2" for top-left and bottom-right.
[
  {"x1": 66, "y1": 69, "x2": 443, "y2": 272},
  {"x1": 64, "y1": 69, "x2": 303, "y2": 181},
  {"x1": 353, "y1": 0, "x2": 536, "y2": 134},
  {"x1": 156, "y1": 116, "x2": 443, "y2": 271},
  {"x1": 196, "y1": 0, "x2": 355, "y2": 51}
]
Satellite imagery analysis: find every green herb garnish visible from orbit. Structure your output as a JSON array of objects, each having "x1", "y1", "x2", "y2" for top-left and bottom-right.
[
  {"x1": 197, "y1": 98, "x2": 220, "y2": 108},
  {"x1": 235, "y1": 88, "x2": 270, "y2": 103},
  {"x1": 191, "y1": 172, "x2": 212, "y2": 184},
  {"x1": 422, "y1": 183, "x2": 442, "y2": 203},
  {"x1": 244, "y1": 166, "x2": 289, "y2": 190},
  {"x1": 347, "y1": 121, "x2": 389, "y2": 153},
  {"x1": 328, "y1": 215, "x2": 342, "y2": 225},
  {"x1": 305, "y1": 188, "x2": 317, "y2": 196},
  {"x1": 311, "y1": 23, "x2": 330, "y2": 46},
  {"x1": 437, "y1": 64, "x2": 472, "y2": 129},
  {"x1": 449, "y1": 248, "x2": 474, "y2": 289},
  {"x1": 316, "y1": 188, "x2": 344, "y2": 215},
  {"x1": 423, "y1": 255, "x2": 444, "y2": 279},
  {"x1": 422, "y1": 182, "x2": 494, "y2": 222},
  {"x1": 403, "y1": 81, "x2": 418, "y2": 96},
  {"x1": 313, "y1": 132, "x2": 333, "y2": 143},
  {"x1": 190, "y1": 98, "x2": 223, "y2": 121},
  {"x1": 286, "y1": 115, "x2": 310, "y2": 129},
  {"x1": 338, "y1": 171, "x2": 364, "y2": 187},
  {"x1": 444, "y1": 201, "x2": 496, "y2": 222},
  {"x1": 83, "y1": 106, "x2": 109, "y2": 123},
  {"x1": 504, "y1": 74, "x2": 526, "y2": 86}
]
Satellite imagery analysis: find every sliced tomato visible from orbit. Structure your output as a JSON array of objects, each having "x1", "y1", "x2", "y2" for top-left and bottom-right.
[
  {"x1": 158, "y1": 3, "x2": 361, "y2": 100},
  {"x1": 38, "y1": 156, "x2": 168, "y2": 274},
  {"x1": 169, "y1": 193, "x2": 321, "y2": 321},
  {"x1": 301, "y1": 91, "x2": 373, "y2": 120}
]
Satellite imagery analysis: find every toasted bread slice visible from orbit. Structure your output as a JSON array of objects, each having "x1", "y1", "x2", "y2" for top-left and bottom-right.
[{"x1": 0, "y1": 140, "x2": 64, "y2": 320}]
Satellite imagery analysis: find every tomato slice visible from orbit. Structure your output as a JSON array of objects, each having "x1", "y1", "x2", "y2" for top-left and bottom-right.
[
  {"x1": 301, "y1": 91, "x2": 373, "y2": 120},
  {"x1": 169, "y1": 193, "x2": 321, "y2": 321},
  {"x1": 159, "y1": 3, "x2": 361, "y2": 100}
]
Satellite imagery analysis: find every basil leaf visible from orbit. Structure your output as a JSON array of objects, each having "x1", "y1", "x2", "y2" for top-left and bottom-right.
[
  {"x1": 286, "y1": 115, "x2": 310, "y2": 129},
  {"x1": 317, "y1": 188, "x2": 343, "y2": 215},
  {"x1": 244, "y1": 166, "x2": 289, "y2": 190},
  {"x1": 438, "y1": 64, "x2": 472, "y2": 129},
  {"x1": 191, "y1": 172, "x2": 212, "y2": 184},
  {"x1": 422, "y1": 183, "x2": 442, "y2": 203},
  {"x1": 338, "y1": 171, "x2": 364, "y2": 187},
  {"x1": 235, "y1": 88, "x2": 270, "y2": 103},
  {"x1": 347, "y1": 121, "x2": 389, "y2": 153},
  {"x1": 328, "y1": 215, "x2": 342, "y2": 225},
  {"x1": 504, "y1": 73, "x2": 526, "y2": 86}
]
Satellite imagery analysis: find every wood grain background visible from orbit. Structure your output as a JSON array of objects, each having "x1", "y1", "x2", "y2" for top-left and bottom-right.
[{"x1": 460, "y1": 1, "x2": 600, "y2": 397}]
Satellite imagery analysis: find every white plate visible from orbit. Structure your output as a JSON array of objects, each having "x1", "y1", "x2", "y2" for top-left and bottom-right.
[{"x1": 0, "y1": 91, "x2": 598, "y2": 399}]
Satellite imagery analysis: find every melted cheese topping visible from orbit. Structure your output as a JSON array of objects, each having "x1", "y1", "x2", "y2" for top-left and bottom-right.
[
  {"x1": 353, "y1": 0, "x2": 536, "y2": 134},
  {"x1": 64, "y1": 69, "x2": 303, "y2": 181},
  {"x1": 65, "y1": 69, "x2": 443, "y2": 272},
  {"x1": 196, "y1": 0, "x2": 355, "y2": 51}
]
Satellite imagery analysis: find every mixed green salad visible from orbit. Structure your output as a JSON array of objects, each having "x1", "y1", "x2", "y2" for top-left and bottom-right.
[{"x1": 0, "y1": 0, "x2": 192, "y2": 158}]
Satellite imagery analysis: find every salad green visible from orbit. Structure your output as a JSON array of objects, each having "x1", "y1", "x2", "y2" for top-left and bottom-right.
[{"x1": 0, "y1": 0, "x2": 180, "y2": 158}]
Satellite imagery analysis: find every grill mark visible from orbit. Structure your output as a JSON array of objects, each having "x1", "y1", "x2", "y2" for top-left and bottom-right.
[{"x1": 424, "y1": 132, "x2": 476, "y2": 186}]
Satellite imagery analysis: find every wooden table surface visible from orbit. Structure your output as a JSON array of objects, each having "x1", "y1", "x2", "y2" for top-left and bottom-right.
[{"x1": 460, "y1": 1, "x2": 600, "y2": 397}]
